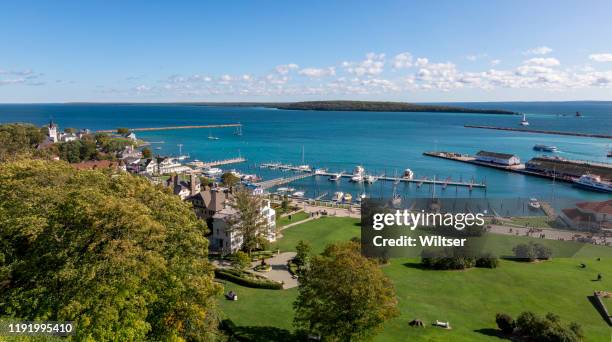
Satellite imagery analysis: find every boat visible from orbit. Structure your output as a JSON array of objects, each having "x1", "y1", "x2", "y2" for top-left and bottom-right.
[
  {"x1": 241, "y1": 174, "x2": 258, "y2": 182},
  {"x1": 314, "y1": 168, "x2": 327, "y2": 175},
  {"x1": 576, "y1": 111, "x2": 582, "y2": 117},
  {"x1": 342, "y1": 193, "x2": 352, "y2": 202},
  {"x1": 234, "y1": 125, "x2": 243, "y2": 136},
  {"x1": 364, "y1": 175, "x2": 377, "y2": 184},
  {"x1": 533, "y1": 144, "x2": 559, "y2": 153},
  {"x1": 203, "y1": 167, "x2": 223, "y2": 176},
  {"x1": 572, "y1": 174, "x2": 612, "y2": 193},
  {"x1": 350, "y1": 165, "x2": 365, "y2": 183},
  {"x1": 520, "y1": 113, "x2": 529, "y2": 126},
  {"x1": 207, "y1": 129, "x2": 220, "y2": 140},
  {"x1": 403, "y1": 168, "x2": 414, "y2": 180},
  {"x1": 607, "y1": 151, "x2": 612, "y2": 158},
  {"x1": 332, "y1": 192, "x2": 344, "y2": 202},
  {"x1": 292, "y1": 191, "x2": 305, "y2": 198},
  {"x1": 276, "y1": 187, "x2": 289, "y2": 193},
  {"x1": 297, "y1": 165, "x2": 311, "y2": 172},
  {"x1": 329, "y1": 173, "x2": 342, "y2": 181},
  {"x1": 528, "y1": 198, "x2": 541, "y2": 210}
]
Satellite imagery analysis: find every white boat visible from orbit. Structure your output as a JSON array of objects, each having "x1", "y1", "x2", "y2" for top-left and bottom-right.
[
  {"x1": 208, "y1": 129, "x2": 220, "y2": 140},
  {"x1": 314, "y1": 168, "x2": 327, "y2": 175},
  {"x1": 177, "y1": 154, "x2": 190, "y2": 160},
  {"x1": 241, "y1": 174, "x2": 258, "y2": 182},
  {"x1": 229, "y1": 169, "x2": 242, "y2": 178},
  {"x1": 203, "y1": 167, "x2": 223, "y2": 176},
  {"x1": 292, "y1": 191, "x2": 305, "y2": 198},
  {"x1": 573, "y1": 174, "x2": 612, "y2": 193},
  {"x1": 276, "y1": 187, "x2": 289, "y2": 193},
  {"x1": 364, "y1": 175, "x2": 377, "y2": 184},
  {"x1": 332, "y1": 192, "x2": 344, "y2": 202},
  {"x1": 350, "y1": 166, "x2": 365, "y2": 183},
  {"x1": 528, "y1": 198, "x2": 541, "y2": 210},
  {"x1": 520, "y1": 113, "x2": 529, "y2": 126},
  {"x1": 533, "y1": 144, "x2": 558, "y2": 153},
  {"x1": 297, "y1": 165, "x2": 311, "y2": 172},
  {"x1": 329, "y1": 173, "x2": 342, "y2": 181},
  {"x1": 403, "y1": 168, "x2": 414, "y2": 180},
  {"x1": 342, "y1": 193, "x2": 352, "y2": 202}
]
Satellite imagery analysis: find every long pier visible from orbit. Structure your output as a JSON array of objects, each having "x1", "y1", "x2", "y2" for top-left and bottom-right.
[
  {"x1": 254, "y1": 173, "x2": 314, "y2": 189},
  {"x1": 259, "y1": 163, "x2": 486, "y2": 188},
  {"x1": 201, "y1": 157, "x2": 246, "y2": 168},
  {"x1": 464, "y1": 125, "x2": 612, "y2": 139},
  {"x1": 97, "y1": 123, "x2": 242, "y2": 133}
]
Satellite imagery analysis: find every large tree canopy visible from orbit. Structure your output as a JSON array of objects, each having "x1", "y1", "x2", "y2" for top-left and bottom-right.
[
  {"x1": 0, "y1": 159, "x2": 221, "y2": 341},
  {"x1": 293, "y1": 241, "x2": 399, "y2": 341}
]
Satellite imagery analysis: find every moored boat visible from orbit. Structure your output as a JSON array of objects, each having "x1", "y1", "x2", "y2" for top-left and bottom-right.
[
  {"x1": 403, "y1": 168, "x2": 414, "y2": 180},
  {"x1": 342, "y1": 193, "x2": 352, "y2": 202},
  {"x1": 333, "y1": 191, "x2": 344, "y2": 202},
  {"x1": 528, "y1": 198, "x2": 541, "y2": 210},
  {"x1": 533, "y1": 144, "x2": 559, "y2": 152},
  {"x1": 520, "y1": 113, "x2": 529, "y2": 126},
  {"x1": 572, "y1": 174, "x2": 612, "y2": 193}
]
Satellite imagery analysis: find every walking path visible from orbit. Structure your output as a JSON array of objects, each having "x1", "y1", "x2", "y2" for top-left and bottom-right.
[
  {"x1": 252, "y1": 252, "x2": 298, "y2": 289},
  {"x1": 279, "y1": 216, "x2": 317, "y2": 230}
]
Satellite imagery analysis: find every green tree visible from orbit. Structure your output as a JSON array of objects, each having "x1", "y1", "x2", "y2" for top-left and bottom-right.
[
  {"x1": 0, "y1": 159, "x2": 222, "y2": 341},
  {"x1": 64, "y1": 127, "x2": 76, "y2": 134},
  {"x1": 221, "y1": 172, "x2": 240, "y2": 188},
  {"x1": 117, "y1": 127, "x2": 130, "y2": 135},
  {"x1": 58, "y1": 140, "x2": 83, "y2": 163},
  {"x1": 232, "y1": 251, "x2": 251, "y2": 270},
  {"x1": 0, "y1": 123, "x2": 47, "y2": 161},
  {"x1": 200, "y1": 176, "x2": 214, "y2": 188},
  {"x1": 293, "y1": 241, "x2": 399, "y2": 341},
  {"x1": 142, "y1": 147, "x2": 152, "y2": 159},
  {"x1": 226, "y1": 188, "x2": 269, "y2": 255},
  {"x1": 294, "y1": 240, "x2": 311, "y2": 268}
]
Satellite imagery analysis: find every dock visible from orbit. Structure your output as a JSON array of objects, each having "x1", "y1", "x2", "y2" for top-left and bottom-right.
[
  {"x1": 423, "y1": 151, "x2": 610, "y2": 185},
  {"x1": 97, "y1": 123, "x2": 242, "y2": 133},
  {"x1": 259, "y1": 163, "x2": 486, "y2": 188},
  {"x1": 464, "y1": 125, "x2": 612, "y2": 139},
  {"x1": 254, "y1": 173, "x2": 314, "y2": 189},
  {"x1": 201, "y1": 157, "x2": 246, "y2": 168}
]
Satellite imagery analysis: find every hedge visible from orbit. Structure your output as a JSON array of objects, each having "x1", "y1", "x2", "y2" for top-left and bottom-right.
[{"x1": 215, "y1": 268, "x2": 283, "y2": 290}]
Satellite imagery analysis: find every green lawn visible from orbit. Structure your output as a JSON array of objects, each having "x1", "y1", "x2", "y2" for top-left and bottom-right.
[
  {"x1": 220, "y1": 217, "x2": 612, "y2": 341},
  {"x1": 508, "y1": 216, "x2": 558, "y2": 229},
  {"x1": 276, "y1": 211, "x2": 310, "y2": 228}
]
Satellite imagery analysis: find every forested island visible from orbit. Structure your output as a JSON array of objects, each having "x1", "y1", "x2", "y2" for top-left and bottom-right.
[
  {"x1": 269, "y1": 101, "x2": 517, "y2": 114},
  {"x1": 92, "y1": 100, "x2": 516, "y2": 114}
]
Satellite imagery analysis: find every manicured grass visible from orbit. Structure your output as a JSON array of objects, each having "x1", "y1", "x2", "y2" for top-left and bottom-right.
[
  {"x1": 221, "y1": 217, "x2": 612, "y2": 341},
  {"x1": 276, "y1": 211, "x2": 309, "y2": 227},
  {"x1": 272, "y1": 216, "x2": 360, "y2": 254},
  {"x1": 509, "y1": 216, "x2": 558, "y2": 229}
]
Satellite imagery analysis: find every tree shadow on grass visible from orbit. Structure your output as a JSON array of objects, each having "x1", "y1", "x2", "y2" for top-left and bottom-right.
[
  {"x1": 402, "y1": 261, "x2": 429, "y2": 270},
  {"x1": 587, "y1": 295, "x2": 612, "y2": 326},
  {"x1": 230, "y1": 325, "x2": 297, "y2": 342},
  {"x1": 473, "y1": 328, "x2": 511, "y2": 340}
]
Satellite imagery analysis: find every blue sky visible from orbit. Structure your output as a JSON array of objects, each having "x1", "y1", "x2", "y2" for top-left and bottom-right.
[{"x1": 1, "y1": 0, "x2": 612, "y2": 102}]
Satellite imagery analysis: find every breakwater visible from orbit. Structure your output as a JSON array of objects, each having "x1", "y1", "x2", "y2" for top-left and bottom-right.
[
  {"x1": 97, "y1": 123, "x2": 241, "y2": 133},
  {"x1": 464, "y1": 125, "x2": 612, "y2": 139}
]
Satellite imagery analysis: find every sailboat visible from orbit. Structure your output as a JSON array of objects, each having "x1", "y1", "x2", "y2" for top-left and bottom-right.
[
  {"x1": 234, "y1": 124, "x2": 243, "y2": 136},
  {"x1": 297, "y1": 145, "x2": 310, "y2": 171},
  {"x1": 520, "y1": 113, "x2": 529, "y2": 126},
  {"x1": 208, "y1": 129, "x2": 220, "y2": 140}
]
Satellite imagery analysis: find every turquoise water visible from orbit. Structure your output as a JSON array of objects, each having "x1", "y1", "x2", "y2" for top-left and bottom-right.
[{"x1": 0, "y1": 102, "x2": 610, "y2": 201}]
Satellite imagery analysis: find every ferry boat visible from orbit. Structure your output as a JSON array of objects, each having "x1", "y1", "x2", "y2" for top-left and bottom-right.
[
  {"x1": 342, "y1": 193, "x2": 352, "y2": 202},
  {"x1": 528, "y1": 198, "x2": 541, "y2": 210},
  {"x1": 292, "y1": 191, "x2": 305, "y2": 198},
  {"x1": 329, "y1": 173, "x2": 342, "y2": 181},
  {"x1": 203, "y1": 167, "x2": 223, "y2": 176},
  {"x1": 364, "y1": 175, "x2": 377, "y2": 184},
  {"x1": 533, "y1": 144, "x2": 559, "y2": 153},
  {"x1": 520, "y1": 113, "x2": 529, "y2": 126},
  {"x1": 573, "y1": 174, "x2": 612, "y2": 193},
  {"x1": 332, "y1": 192, "x2": 344, "y2": 202},
  {"x1": 403, "y1": 168, "x2": 415, "y2": 180},
  {"x1": 314, "y1": 168, "x2": 327, "y2": 175}
]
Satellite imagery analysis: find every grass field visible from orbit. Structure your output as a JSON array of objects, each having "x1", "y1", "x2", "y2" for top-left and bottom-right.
[
  {"x1": 276, "y1": 211, "x2": 310, "y2": 228},
  {"x1": 220, "y1": 217, "x2": 612, "y2": 341}
]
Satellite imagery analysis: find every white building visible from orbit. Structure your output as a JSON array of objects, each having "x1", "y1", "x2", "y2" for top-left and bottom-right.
[
  {"x1": 157, "y1": 157, "x2": 185, "y2": 174},
  {"x1": 140, "y1": 158, "x2": 158, "y2": 175},
  {"x1": 47, "y1": 120, "x2": 58, "y2": 143},
  {"x1": 475, "y1": 151, "x2": 521, "y2": 166},
  {"x1": 211, "y1": 198, "x2": 276, "y2": 254}
]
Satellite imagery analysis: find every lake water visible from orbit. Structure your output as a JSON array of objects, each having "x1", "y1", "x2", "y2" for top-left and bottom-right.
[{"x1": 1, "y1": 102, "x2": 610, "y2": 201}]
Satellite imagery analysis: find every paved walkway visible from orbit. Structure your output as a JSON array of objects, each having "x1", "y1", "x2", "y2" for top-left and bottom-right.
[
  {"x1": 280, "y1": 216, "x2": 317, "y2": 230},
  {"x1": 252, "y1": 252, "x2": 298, "y2": 289},
  {"x1": 488, "y1": 224, "x2": 612, "y2": 245}
]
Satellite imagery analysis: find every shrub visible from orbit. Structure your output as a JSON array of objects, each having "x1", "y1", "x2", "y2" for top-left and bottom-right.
[
  {"x1": 495, "y1": 313, "x2": 515, "y2": 334},
  {"x1": 512, "y1": 242, "x2": 552, "y2": 261},
  {"x1": 231, "y1": 251, "x2": 251, "y2": 270},
  {"x1": 214, "y1": 269, "x2": 282, "y2": 290},
  {"x1": 420, "y1": 248, "x2": 476, "y2": 270},
  {"x1": 514, "y1": 311, "x2": 582, "y2": 342},
  {"x1": 475, "y1": 253, "x2": 499, "y2": 268}
]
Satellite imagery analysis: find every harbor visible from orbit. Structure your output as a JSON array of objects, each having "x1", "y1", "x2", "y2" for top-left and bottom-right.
[
  {"x1": 96, "y1": 123, "x2": 242, "y2": 133},
  {"x1": 464, "y1": 124, "x2": 612, "y2": 139}
]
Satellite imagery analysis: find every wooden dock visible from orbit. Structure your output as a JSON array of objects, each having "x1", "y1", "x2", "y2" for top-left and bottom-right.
[
  {"x1": 201, "y1": 157, "x2": 246, "y2": 168},
  {"x1": 97, "y1": 123, "x2": 242, "y2": 133},
  {"x1": 259, "y1": 162, "x2": 486, "y2": 188},
  {"x1": 254, "y1": 173, "x2": 314, "y2": 189},
  {"x1": 464, "y1": 125, "x2": 612, "y2": 139}
]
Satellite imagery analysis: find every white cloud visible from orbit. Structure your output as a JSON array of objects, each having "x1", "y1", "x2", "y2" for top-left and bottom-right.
[
  {"x1": 523, "y1": 57, "x2": 561, "y2": 67},
  {"x1": 298, "y1": 67, "x2": 336, "y2": 78},
  {"x1": 275, "y1": 63, "x2": 299, "y2": 74},
  {"x1": 343, "y1": 52, "x2": 386, "y2": 76},
  {"x1": 490, "y1": 59, "x2": 501, "y2": 66},
  {"x1": 466, "y1": 53, "x2": 488, "y2": 62},
  {"x1": 392, "y1": 52, "x2": 413, "y2": 69},
  {"x1": 0, "y1": 68, "x2": 44, "y2": 86},
  {"x1": 589, "y1": 53, "x2": 612, "y2": 62},
  {"x1": 524, "y1": 46, "x2": 553, "y2": 55}
]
